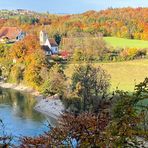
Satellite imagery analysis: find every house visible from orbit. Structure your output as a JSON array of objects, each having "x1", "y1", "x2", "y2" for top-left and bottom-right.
[
  {"x1": 40, "y1": 30, "x2": 59, "y2": 55},
  {"x1": 0, "y1": 27, "x2": 25, "y2": 43}
]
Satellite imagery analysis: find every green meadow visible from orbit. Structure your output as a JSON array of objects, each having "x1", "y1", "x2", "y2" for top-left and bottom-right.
[
  {"x1": 104, "y1": 37, "x2": 148, "y2": 49},
  {"x1": 65, "y1": 59, "x2": 148, "y2": 92}
]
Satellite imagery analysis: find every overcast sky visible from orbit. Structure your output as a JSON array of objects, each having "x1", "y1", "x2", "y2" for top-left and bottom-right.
[{"x1": 0, "y1": 0, "x2": 148, "y2": 14}]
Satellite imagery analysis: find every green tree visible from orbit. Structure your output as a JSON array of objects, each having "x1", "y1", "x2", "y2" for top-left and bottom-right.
[
  {"x1": 41, "y1": 64, "x2": 67, "y2": 98},
  {"x1": 9, "y1": 65, "x2": 24, "y2": 84},
  {"x1": 0, "y1": 44, "x2": 10, "y2": 58},
  {"x1": 71, "y1": 64, "x2": 110, "y2": 111},
  {"x1": 54, "y1": 33, "x2": 62, "y2": 45},
  {"x1": 106, "y1": 78, "x2": 148, "y2": 147}
]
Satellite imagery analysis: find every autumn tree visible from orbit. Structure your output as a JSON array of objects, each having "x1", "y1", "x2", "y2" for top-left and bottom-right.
[
  {"x1": 9, "y1": 35, "x2": 41, "y2": 62},
  {"x1": 20, "y1": 112, "x2": 110, "y2": 147},
  {"x1": 24, "y1": 49, "x2": 48, "y2": 90},
  {"x1": 71, "y1": 37, "x2": 107, "y2": 62},
  {"x1": 71, "y1": 64, "x2": 110, "y2": 112},
  {"x1": 7, "y1": 35, "x2": 50, "y2": 89}
]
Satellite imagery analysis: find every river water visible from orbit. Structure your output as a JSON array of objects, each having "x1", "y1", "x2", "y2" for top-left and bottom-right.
[{"x1": 0, "y1": 87, "x2": 55, "y2": 144}]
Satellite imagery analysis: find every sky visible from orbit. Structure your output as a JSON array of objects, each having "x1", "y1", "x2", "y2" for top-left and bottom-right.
[{"x1": 0, "y1": 0, "x2": 148, "y2": 14}]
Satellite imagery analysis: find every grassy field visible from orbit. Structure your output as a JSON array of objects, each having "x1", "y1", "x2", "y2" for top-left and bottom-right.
[
  {"x1": 65, "y1": 59, "x2": 148, "y2": 92},
  {"x1": 104, "y1": 37, "x2": 148, "y2": 49}
]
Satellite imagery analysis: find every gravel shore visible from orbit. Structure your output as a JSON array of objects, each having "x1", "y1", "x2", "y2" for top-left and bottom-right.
[
  {"x1": 34, "y1": 95, "x2": 65, "y2": 119},
  {"x1": 0, "y1": 82, "x2": 65, "y2": 119}
]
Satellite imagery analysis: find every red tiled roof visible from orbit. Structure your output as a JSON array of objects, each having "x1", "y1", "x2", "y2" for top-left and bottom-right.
[{"x1": 0, "y1": 27, "x2": 21, "y2": 40}]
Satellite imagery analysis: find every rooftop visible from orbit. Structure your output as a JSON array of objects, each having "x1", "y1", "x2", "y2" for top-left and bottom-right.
[{"x1": 0, "y1": 27, "x2": 21, "y2": 39}]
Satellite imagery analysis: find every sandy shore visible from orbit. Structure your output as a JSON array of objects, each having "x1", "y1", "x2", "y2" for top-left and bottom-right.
[
  {"x1": 0, "y1": 82, "x2": 65, "y2": 119},
  {"x1": 34, "y1": 95, "x2": 65, "y2": 119}
]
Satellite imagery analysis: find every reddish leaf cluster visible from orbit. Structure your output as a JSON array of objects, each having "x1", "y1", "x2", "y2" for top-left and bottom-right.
[{"x1": 20, "y1": 112, "x2": 110, "y2": 147}]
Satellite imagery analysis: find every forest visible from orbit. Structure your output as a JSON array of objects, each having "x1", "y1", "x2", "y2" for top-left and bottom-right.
[{"x1": 0, "y1": 8, "x2": 148, "y2": 40}]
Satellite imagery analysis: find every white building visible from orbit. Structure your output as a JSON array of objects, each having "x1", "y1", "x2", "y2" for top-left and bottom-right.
[{"x1": 40, "y1": 31, "x2": 59, "y2": 55}]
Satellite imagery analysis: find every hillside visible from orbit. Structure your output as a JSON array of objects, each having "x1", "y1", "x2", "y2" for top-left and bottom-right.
[{"x1": 0, "y1": 8, "x2": 148, "y2": 41}]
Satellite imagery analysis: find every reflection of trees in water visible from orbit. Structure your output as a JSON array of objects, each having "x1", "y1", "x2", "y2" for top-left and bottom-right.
[{"x1": 0, "y1": 87, "x2": 45, "y2": 121}]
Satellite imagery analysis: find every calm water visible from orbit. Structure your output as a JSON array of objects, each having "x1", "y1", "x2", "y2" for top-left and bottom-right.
[{"x1": 0, "y1": 87, "x2": 56, "y2": 143}]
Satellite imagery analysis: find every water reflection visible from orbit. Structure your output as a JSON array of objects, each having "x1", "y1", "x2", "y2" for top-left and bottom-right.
[
  {"x1": 0, "y1": 88, "x2": 44, "y2": 121},
  {"x1": 0, "y1": 87, "x2": 52, "y2": 143}
]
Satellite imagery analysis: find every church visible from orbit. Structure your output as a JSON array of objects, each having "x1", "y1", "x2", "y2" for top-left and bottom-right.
[{"x1": 40, "y1": 31, "x2": 59, "y2": 55}]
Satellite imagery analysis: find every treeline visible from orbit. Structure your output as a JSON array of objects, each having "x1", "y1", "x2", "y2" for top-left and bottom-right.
[
  {"x1": 0, "y1": 8, "x2": 148, "y2": 40},
  {"x1": 59, "y1": 8, "x2": 148, "y2": 40},
  {"x1": 61, "y1": 37, "x2": 147, "y2": 62}
]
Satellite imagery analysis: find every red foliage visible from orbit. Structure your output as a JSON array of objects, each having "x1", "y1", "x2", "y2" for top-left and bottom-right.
[{"x1": 20, "y1": 112, "x2": 110, "y2": 147}]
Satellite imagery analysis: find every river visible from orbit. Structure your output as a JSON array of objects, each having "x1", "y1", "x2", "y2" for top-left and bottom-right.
[{"x1": 0, "y1": 87, "x2": 56, "y2": 144}]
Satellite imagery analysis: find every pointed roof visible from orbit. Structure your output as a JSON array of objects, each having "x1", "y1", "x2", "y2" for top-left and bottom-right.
[{"x1": 45, "y1": 38, "x2": 51, "y2": 47}]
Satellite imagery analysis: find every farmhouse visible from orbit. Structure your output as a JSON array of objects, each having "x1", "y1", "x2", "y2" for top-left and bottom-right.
[
  {"x1": 0, "y1": 27, "x2": 25, "y2": 43},
  {"x1": 40, "y1": 31, "x2": 59, "y2": 55}
]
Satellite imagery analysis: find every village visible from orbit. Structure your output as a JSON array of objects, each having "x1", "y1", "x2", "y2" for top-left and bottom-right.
[{"x1": 0, "y1": 26, "x2": 70, "y2": 62}]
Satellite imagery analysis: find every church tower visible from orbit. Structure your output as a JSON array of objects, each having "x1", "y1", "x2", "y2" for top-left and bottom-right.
[{"x1": 40, "y1": 31, "x2": 48, "y2": 45}]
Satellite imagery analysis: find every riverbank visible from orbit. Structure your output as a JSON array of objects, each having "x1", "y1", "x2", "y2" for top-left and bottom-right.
[
  {"x1": 34, "y1": 94, "x2": 65, "y2": 119},
  {"x1": 0, "y1": 82, "x2": 41, "y2": 96},
  {"x1": 0, "y1": 82, "x2": 65, "y2": 119}
]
